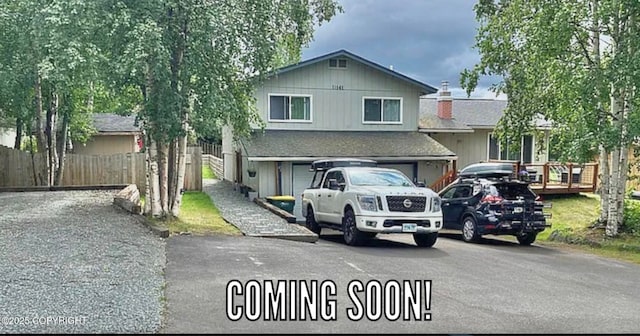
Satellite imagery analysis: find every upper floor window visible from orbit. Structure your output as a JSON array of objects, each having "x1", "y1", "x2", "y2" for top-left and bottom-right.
[
  {"x1": 268, "y1": 94, "x2": 312, "y2": 122},
  {"x1": 329, "y1": 58, "x2": 347, "y2": 69},
  {"x1": 488, "y1": 133, "x2": 533, "y2": 163},
  {"x1": 362, "y1": 97, "x2": 402, "y2": 124}
]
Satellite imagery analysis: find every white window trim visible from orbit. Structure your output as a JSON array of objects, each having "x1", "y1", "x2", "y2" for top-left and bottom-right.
[
  {"x1": 361, "y1": 96, "x2": 403, "y2": 125},
  {"x1": 487, "y1": 132, "x2": 535, "y2": 162},
  {"x1": 267, "y1": 93, "x2": 313, "y2": 123},
  {"x1": 328, "y1": 58, "x2": 348, "y2": 69}
]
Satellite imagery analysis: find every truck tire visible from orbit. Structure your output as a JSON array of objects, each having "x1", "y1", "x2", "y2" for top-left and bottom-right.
[
  {"x1": 461, "y1": 215, "x2": 480, "y2": 243},
  {"x1": 413, "y1": 232, "x2": 438, "y2": 248},
  {"x1": 517, "y1": 232, "x2": 537, "y2": 246},
  {"x1": 305, "y1": 206, "x2": 321, "y2": 235},
  {"x1": 343, "y1": 208, "x2": 366, "y2": 246}
]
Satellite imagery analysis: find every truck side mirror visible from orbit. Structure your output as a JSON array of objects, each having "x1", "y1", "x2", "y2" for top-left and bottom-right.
[
  {"x1": 416, "y1": 182, "x2": 426, "y2": 188},
  {"x1": 328, "y1": 179, "x2": 340, "y2": 190}
]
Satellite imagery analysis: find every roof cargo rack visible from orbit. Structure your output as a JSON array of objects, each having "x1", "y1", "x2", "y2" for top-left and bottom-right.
[{"x1": 310, "y1": 158, "x2": 377, "y2": 171}]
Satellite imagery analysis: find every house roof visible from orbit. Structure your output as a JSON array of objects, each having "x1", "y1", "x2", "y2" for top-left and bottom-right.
[
  {"x1": 241, "y1": 130, "x2": 457, "y2": 161},
  {"x1": 419, "y1": 97, "x2": 553, "y2": 131},
  {"x1": 270, "y1": 49, "x2": 438, "y2": 95},
  {"x1": 92, "y1": 113, "x2": 139, "y2": 133},
  {"x1": 420, "y1": 97, "x2": 507, "y2": 130}
]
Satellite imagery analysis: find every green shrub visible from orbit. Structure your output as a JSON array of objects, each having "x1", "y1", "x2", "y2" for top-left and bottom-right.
[{"x1": 622, "y1": 199, "x2": 640, "y2": 236}]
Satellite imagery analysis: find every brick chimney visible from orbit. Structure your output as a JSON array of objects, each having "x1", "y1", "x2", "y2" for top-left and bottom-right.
[{"x1": 437, "y1": 80, "x2": 453, "y2": 120}]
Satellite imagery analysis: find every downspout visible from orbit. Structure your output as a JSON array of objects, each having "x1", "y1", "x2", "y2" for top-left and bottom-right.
[{"x1": 277, "y1": 161, "x2": 283, "y2": 196}]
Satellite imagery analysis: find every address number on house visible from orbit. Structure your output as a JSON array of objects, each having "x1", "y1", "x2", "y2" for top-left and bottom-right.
[{"x1": 331, "y1": 85, "x2": 344, "y2": 90}]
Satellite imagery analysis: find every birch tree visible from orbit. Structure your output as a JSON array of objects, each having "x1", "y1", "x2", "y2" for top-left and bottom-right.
[
  {"x1": 461, "y1": 0, "x2": 640, "y2": 237},
  {"x1": 105, "y1": 0, "x2": 342, "y2": 218},
  {"x1": 0, "y1": 0, "x2": 106, "y2": 185}
]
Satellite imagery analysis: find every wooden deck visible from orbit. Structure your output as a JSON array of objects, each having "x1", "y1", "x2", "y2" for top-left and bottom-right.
[
  {"x1": 530, "y1": 183, "x2": 596, "y2": 195},
  {"x1": 429, "y1": 160, "x2": 599, "y2": 195}
]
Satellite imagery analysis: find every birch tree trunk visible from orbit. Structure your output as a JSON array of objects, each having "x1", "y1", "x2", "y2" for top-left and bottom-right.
[
  {"x1": 149, "y1": 138, "x2": 162, "y2": 217},
  {"x1": 158, "y1": 142, "x2": 169, "y2": 216},
  {"x1": 144, "y1": 132, "x2": 152, "y2": 215},
  {"x1": 47, "y1": 92, "x2": 59, "y2": 186},
  {"x1": 606, "y1": 92, "x2": 624, "y2": 237},
  {"x1": 34, "y1": 74, "x2": 48, "y2": 185},
  {"x1": 171, "y1": 113, "x2": 189, "y2": 217},
  {"x1": 617, "y1": 143, "x2": 629, "y2": 229},
  {"x1": 598, "y1": 145, "x2": 610, "y2": 225},
  {"x1": 168, "y1": 140, "x2": 177, "y2": 207},
  {"x1": 54, "y1": 112, "x2": 69, "y2": 185},
  {"x1": 591, "y1": 0, "x2": 610, "y2": 227},
  {"x1": 14, "y1": 118, "x2": 23, "y2": 150}
]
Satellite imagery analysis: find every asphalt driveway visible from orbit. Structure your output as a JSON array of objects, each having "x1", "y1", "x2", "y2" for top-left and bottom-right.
[
  {"x1": 162, "y1": 231, "x2": 640, "y2": 334},
  {"x1": 0, "y1": 190, "x2": 166, "y2": 333}
]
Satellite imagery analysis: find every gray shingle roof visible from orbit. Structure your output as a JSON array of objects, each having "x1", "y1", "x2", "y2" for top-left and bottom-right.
[
  {"x1": 92, "y1": 113, "x2": 139, "y2": 133},
  {"x1": 419, "y1": 97, "x2": 552, "y2": 130},
  {"x1": 420, "y1": 97, "x2": 507, "y2": 129},
  {"x1": 241, "y1": 130, "x2": 456, "y2": 159}
]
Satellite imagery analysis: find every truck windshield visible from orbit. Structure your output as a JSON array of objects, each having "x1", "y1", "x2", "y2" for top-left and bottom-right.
[{"x1": 348, "y1": 169, "x2": 414, "y2": 187}]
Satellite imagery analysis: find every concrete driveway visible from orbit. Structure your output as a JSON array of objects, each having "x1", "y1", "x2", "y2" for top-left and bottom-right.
[{"x1": 162, "y1": 231, "x2": 640, "y2": 334}]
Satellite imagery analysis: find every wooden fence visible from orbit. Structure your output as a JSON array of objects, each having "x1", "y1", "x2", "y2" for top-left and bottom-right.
[
  {"x1": 198, "y1": 140, "x2": 222, "y2": 158},
  {"x1": 0, "y1": 145, "x2": 202, "y2": 191},
  {"x1": 203, "y1": 154, "x2": 223, "y2": 179}
]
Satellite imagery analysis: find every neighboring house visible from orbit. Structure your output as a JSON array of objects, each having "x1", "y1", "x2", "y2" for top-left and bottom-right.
[
  {"x1": 419, "y1": 85, "x2": 553, "y2": 172},
  {"x1": 222, "y1": 49, "x2": 458, "y2": 219},
  {"x1": 72, "y1": 113, "x2": 142, "y2": 155},
  {"x1": 0, "y1": 127, "x2": 16, "y2": 148}
]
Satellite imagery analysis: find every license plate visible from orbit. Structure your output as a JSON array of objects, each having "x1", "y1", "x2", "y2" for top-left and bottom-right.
[
  {"x1": 514, "y1": 207, "x2": 524, "y2": 214},
  {"x1": 402, "y1": 223, "x2": 418, "y2": 233}
]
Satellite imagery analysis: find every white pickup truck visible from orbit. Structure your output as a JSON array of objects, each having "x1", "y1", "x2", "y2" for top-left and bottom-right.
[{"x1": 301, "y1": 159, "x2": 443, "y2": 247}]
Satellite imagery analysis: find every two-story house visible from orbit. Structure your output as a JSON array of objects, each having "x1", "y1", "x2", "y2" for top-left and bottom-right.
[{"x1": 222, "y1": 49, "x2": 457, "y2": 219}]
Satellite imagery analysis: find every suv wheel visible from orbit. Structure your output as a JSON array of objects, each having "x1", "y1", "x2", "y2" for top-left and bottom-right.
[
  {"x1": 343, "y1": 208, "x2": 366, "y2": 246},
  {"x1": 413, "y1": 232, "x2": 438, "y2": 248},
  {"x1": 461, "y1": 216, "x2": 480, "y2": 243},
  {"x1": 305, "y1": 206, "x2": 321, "y2": 235},
  {"x1": 517, "y1": 232, "x2": 537, "y2": 246}
]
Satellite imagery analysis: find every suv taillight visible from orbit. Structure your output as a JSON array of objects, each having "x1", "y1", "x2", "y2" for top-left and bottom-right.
[{"x1": 482, "y1": 195, "x2": 503, "y2": 203}]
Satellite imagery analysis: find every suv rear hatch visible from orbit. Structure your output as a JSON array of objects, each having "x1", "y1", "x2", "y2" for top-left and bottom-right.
[{"x1": 483, "y1": 182, "x2": 546, "y2": 222}]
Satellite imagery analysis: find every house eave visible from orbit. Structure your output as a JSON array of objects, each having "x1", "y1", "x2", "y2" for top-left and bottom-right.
[
  {"x1": 95, "y1": 131, "x2": 140, "y2": 136},
  {"x1": 419, "y1": 128, "x2": 474, "y2": 133},
  {"x1": 247, "y1": 155, "x2": 458, "y2": 162}
]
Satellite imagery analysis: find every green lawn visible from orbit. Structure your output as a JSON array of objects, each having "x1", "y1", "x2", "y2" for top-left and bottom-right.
[
  {"x1": 143, "y1": 192, "x2": 241, "y2": 236},
  {"x1": 202, "y1": 165, "x2": 217, "y2": 179},
  {"x1": 538, "y1": 193, "x2": 600, "y2": 240},
  {"x1": 538, "y1": 193, "x2": 640, "y2": 264}
]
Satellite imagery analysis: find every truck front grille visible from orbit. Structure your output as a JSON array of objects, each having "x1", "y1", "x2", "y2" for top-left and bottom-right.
[{"x1": 386, "y1": 196, "x2": 427, "y2": 212}]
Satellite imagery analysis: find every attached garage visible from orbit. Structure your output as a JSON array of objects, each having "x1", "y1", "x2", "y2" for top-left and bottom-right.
[
  {"x1": 239, "y1": 130, "x2": 458, "y2": 221},
  {"x1": 292, "y1": 163, "x2": 315, "y2": 221},
  {"x1": 377, "y1": 162, "x2": 417, "y2": 182}
]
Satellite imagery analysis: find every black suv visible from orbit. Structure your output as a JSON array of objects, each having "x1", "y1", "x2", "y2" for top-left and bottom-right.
[{"x1": 439, "y1": 175, "x2": 551, "y2": 245}]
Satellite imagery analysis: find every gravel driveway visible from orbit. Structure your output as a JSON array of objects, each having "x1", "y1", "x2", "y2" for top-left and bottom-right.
[{"x1": 0, "y1": 190, "x2": 166, "y2": 333}]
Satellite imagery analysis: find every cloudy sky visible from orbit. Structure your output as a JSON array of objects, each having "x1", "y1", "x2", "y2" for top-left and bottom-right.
[{"x1": 301, "y1": 0, "x2": 504, "y2": 99}]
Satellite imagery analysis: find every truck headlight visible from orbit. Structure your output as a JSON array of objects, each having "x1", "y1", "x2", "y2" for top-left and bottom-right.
[
  {"x1": 431, "y1": 197, "x2": 441, "y2": 213},
  {"x1": 357, "y1": 195, "x2": 378, "y2": 212}
]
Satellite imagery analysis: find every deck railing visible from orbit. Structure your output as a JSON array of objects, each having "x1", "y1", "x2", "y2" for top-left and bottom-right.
[{"x1": 488, "y1": 160, "x2": 599, "y2": 194}]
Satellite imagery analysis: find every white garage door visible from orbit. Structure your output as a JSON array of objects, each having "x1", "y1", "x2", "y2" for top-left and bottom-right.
[
  {"x1": 292, "y1": 164, "x2": 316, "y2": 221},
  {"x1": 378, "y1": 163, "x2": 416, "y2": 182}
]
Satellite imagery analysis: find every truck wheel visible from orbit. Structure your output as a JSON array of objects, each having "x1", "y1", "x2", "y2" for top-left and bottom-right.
[
  {"x1": 517, "y1": 232, "x2": 537, "y2": 246},
  {"x1": 461, "y1": 216, "x2": 480, "y2": 243},
  {"x1": 413, "y1": 232, "x2": 438, "y2": 248},
  {"x1": 305, "y1": 206, "x2": 321, "y2": 235},
  {"x1": 343, "y1": 208, "x2": 366, "y2": 246}
]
